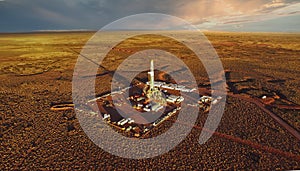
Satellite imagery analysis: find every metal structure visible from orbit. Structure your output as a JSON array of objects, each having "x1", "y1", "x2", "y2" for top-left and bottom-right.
[{"x1": 144, "y1": 60, "x2": 166, "y2": 107}]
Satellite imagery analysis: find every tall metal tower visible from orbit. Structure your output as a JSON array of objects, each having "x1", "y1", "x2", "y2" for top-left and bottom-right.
[
  {"x1": 145, "y1": 60, "x2": 166, "y2": 107},
  {"x1": 148, "y1": 60, "x2": 154, "y2": 91}
]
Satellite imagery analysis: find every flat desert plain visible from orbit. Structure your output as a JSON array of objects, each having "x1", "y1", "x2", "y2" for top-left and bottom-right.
[{"x1": 0, "y1": 32, "x2": 300, "y2": 170}]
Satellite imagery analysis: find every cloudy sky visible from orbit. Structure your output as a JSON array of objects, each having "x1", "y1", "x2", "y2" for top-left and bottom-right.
[{"x1": 0, "y1": 0, "x2": 299, "y2": 32}]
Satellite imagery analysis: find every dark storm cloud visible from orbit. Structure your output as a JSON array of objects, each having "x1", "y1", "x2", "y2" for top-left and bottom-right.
[
  {"x1": 0, "y1": 0, "x2": 179, "y2": 32},
  {"x1": 0, "y1": 0, "x2": 299, "y2": 32}
]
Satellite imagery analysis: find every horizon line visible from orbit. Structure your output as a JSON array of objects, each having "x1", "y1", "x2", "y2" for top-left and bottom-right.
[{"x1": 0, "y1": 29, "x2": 299, "y2": 34}]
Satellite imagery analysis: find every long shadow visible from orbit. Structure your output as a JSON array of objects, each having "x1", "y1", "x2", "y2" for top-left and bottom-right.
[{"x1": 225, "y1": 71, "x2": 239, "y2": 94}]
